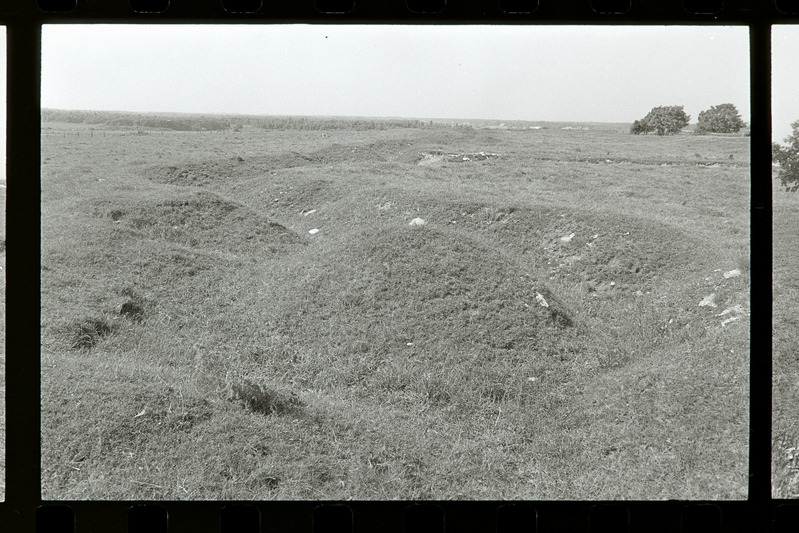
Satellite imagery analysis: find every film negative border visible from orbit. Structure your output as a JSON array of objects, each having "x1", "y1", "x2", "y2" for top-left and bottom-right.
[
  {"x1": 25, "y1": 501, "x2": 799, "y2": 532},
  {"x1": 0, "y1": 0, "x2": 788, "y2": 531},
  {"x1": 0, "y1": 0, "x2": 793, "y2": 22}
]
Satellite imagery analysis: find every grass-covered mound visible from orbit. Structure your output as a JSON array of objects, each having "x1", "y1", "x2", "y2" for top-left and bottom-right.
[
  {"x1": 248, "y1": 223, "x2": 586, "y2": 406},
  {"x1": 91, "y1": 190, "x2": 301, "y2": 255}
]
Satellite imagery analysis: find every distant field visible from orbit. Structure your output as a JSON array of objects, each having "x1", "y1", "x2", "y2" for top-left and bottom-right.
[{"x1": 40, "y1": 118, "x2": 750, "y2": 500}]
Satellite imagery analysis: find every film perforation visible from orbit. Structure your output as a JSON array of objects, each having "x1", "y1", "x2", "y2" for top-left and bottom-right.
[
  {"x1": 405, "y1": 0, "x2": 448, "y2": 14},
  {"x1": 129, "y1": 0, "x2": 171, "y2": 14},
  {"x1": 682, "y1": 0, "x2": 724, "y2": 15},
  {"x1": 497, "y1": 0, "x2": 539, "y2": 15},
  {"x1": 589, "y1": 0, "x2": 633, "y2": 15},
  {"x1": 314, "y1": 0, "x2": 356, "y2": 15},
  {"x1": 222, "y1": 0, "x2": 264, "y2": 14}
]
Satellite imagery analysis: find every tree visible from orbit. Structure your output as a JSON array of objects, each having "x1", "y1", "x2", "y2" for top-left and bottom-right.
[
  {"x1": 696, "y1": 103, "x2": 746, "y2": 134},
  {"x1": 773, "y1": 120, "x2": 799, "y2": 192},
  {"x1": 630, "y1": 119, "x2": 653, "y2": 135},
  {"x1": 631, "y1": 106, "x2": 690, "y2": 136}
]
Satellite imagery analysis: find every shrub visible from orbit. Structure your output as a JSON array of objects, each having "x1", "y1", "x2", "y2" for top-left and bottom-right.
[
  {"x1": 631, "y1": 106, "x2": 690, "y2": 136},
  {"x1": 773, "y1": 120, "x2": 799, "y2": 193},
  {"x1": 696, "y1": 103, "x2": 746, "y2": 134}
]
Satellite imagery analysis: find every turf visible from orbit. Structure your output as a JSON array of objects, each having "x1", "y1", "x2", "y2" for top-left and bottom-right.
[
  {"x1": 772, "y1": 175, "x2": 799, "y2": 499},
  {"x1": 40, "y1": 119, "x2": 750, "y2": 500}
]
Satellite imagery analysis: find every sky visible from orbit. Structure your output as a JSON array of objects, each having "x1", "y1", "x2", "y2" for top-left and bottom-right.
[
  {"x1": 1, "y1": 27, "x2": 5, "y2": 181},
  {"x1": 773, "y1": 26, "x2": 799, "y2": 144},
  {"x1": 41, "y1": 25, "x2": 750, "y2": 127},
  {"x1": 0, "y1": 26, "x2": 6, "y2": 180}
]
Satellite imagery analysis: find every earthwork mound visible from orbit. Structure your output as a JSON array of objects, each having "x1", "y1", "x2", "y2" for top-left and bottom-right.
[
  {"x1": 263, "y1": 224, "x2": 582, "y2": 361},
  {"x1": 92, "y1": 190, "x2": 302, "y2": 254}
]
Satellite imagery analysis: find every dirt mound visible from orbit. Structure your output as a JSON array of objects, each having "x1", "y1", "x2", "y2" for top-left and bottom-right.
[
  {"x1": 263, "y1": 224, "x2": 582, "y2": 360},
  {"x1": 93, "y1": 191, "x2": 301, "y2": 254}
]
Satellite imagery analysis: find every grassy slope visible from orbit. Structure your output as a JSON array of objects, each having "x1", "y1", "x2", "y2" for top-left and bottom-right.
[
  {"x1": 773, "y1": 179, "x2": 799, "y2": 499},
  {"x1": 41, "y1": 124, "x2": 750, "y2": 500}
]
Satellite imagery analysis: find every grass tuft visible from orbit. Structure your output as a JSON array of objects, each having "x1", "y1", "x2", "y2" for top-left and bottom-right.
[
  {"x1": 69, "y1": 317, "x2": 116, "y2": 350},
  {"x1": 116, "y1": 288, "x2": 149, "y2": 322},
  {"x1": 229, "y1": 379, "x2": 304, "y2": 416}
]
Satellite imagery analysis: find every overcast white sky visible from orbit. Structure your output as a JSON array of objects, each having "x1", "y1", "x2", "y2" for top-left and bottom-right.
[
  {"x1": 1, "y1": 27, "x2": 5, "y2": 181},
  {"x1": 41, "y1": 25, "x2": 750, "y2": 128},
  {"x1": 773, "y1": 26, "x2": 799, "y2": 144}
]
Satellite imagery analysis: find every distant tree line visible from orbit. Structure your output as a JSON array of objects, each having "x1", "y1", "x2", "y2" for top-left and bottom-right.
[
  {"x1": 41, "y1": 109, "x2": 430, "y2": 132},
  {"x1": 41, "y1": 109, "x2": 229, "y2": 131},
  {"x1": 631, "y1": 103, "x2": 746, "y2": 136},
  {"x1": 251, "y1": 116, "x2": 428, "y2": 131}
]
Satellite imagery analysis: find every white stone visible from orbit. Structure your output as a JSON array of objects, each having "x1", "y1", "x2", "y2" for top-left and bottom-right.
[
  {"x1": 698, "y1": 294, "x2": 717, "y2": 308},
  {"x1": 723, "y1": 269, "x2": 742, "y2": 279},
  {"x1": 721, "y1": 316, "x2": 742, "y2": 327},
  {"x1": 409, "y1": 218, "x2": 426, "y2": 226},
  {"x1": 535, "y1": 293, "x2": 549, "y2": 308},
  {"x1": 308, "y1": 228, "x2": 320, "y2": 235},
  {"x1": 717, "y1": 305, "x2": 744, "y2": 317}
]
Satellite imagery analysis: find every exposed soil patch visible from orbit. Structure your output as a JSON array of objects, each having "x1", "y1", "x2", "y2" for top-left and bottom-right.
[{"x1": 417, "y1": 151, "x2": 501, "y2": 166}]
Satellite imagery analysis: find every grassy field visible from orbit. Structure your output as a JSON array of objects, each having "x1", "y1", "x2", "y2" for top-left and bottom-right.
[
  {"x1": 772, "y1": 172, "x2": 799, "y2": 499},
  {"x1": 40, "y1": 119, "x2": 750, "y2": 500}
]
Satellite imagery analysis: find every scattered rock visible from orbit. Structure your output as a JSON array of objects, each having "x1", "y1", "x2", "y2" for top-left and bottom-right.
[
  {"x1": 560, "y1": 233, "x2": 575, "y2": 243},
  {"x1": 409, "y1": 218, "x2": 426, "y2": 226},
  {"x1": 721, "y1": 316, "x2": 742, "y2": 327},
  {"x1": 723, "y1": 269, "x2": 741, "y2": 279},
  {"x1": 698, "y1": 294, "x2": 717, "y2": 308},
  {"x1": 717, "y1": 305, "x2": 744, "y2": 317},
  {"x1": 535, "y1": 293, "x2": 549, "y2": 308},
  {"x1": 308, "y1": 228, "x2": 320, "y2": 235}
]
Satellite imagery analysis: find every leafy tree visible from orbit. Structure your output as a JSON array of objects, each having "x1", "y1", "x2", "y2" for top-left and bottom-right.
[
  {"x1": 773, "y1": 120, "x2": 799, "y2": 192},
  {"x1": 696, "y1": 103, "x2": 746, "y2": 134},
  {"x1": 631, "y1": 106, "x2": 690, "y2": 136},
  {"x1": 630, "y1": 119, "x2": 653, "y2": 135}
]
